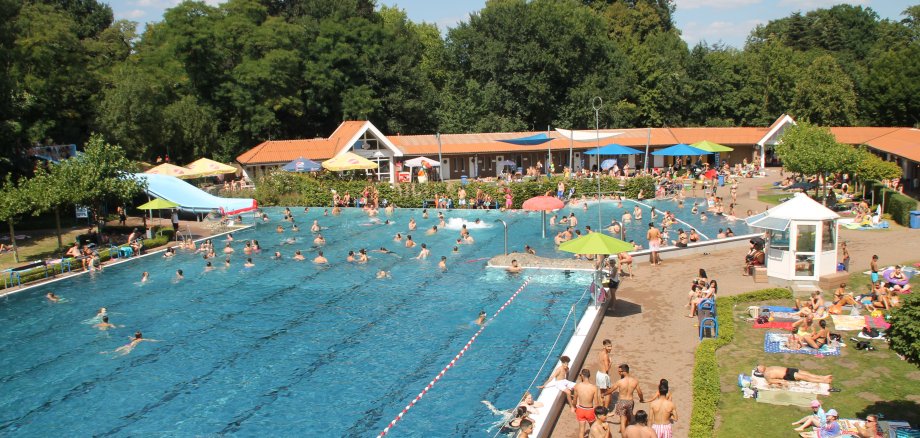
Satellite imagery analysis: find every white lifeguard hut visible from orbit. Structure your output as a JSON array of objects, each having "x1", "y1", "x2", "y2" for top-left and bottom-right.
[{"x1": 746, "y1": 193, "x2": 841, "y2": 282}]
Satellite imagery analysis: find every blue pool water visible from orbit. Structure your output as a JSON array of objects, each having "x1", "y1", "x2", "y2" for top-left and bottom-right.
[{"x1": 0, "y1": 208, "x2": 593, "y2": 437}]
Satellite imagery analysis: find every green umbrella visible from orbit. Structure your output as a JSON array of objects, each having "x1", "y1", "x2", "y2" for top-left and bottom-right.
[
  {"x1": 558, "y1": 232, "x2": 633, "y2": 255},
  {"x1": 137, "y1": 198, "x2": 180, "y2": 210},
  {"x1": 691, "y1": 140, "x2": 733, "y2": 152}
]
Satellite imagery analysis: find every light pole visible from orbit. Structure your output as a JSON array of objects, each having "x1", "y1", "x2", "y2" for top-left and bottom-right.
[{"x1": 592, "y1": 97, "x2": 603, "y2": 230}]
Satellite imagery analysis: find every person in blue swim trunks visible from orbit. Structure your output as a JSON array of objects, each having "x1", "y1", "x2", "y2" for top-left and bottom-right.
[{"x1": 870, "y1": 255, "x2": 879, "y2": 283}]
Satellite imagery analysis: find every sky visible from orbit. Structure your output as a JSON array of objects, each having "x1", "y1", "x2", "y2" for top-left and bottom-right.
[{"x1": 108, "y1": 0, "x2": 916, "y2": 48}]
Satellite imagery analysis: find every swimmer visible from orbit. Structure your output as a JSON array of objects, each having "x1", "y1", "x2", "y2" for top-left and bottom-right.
[
  {"x1": 225, "y1": 233, "x2": 234, "y2": 242},
  {"x1": 422, "y1": 209, "x2": 429, "y2": 219},
  {"x1": 439, "y1": 256, "x2": 447, "y2": 270},
  {"x1": 224, "y1": 242, "x2": 234, "y2": 254},
  {"x1": 293, "y1": 250, "x2": 305, "y2": 261},
  {"x1": 476, "y1": 310, "x2": 487, "y2": 326},
  {"x1": 94, "y1": 315, "x2": 117, "y2": 330},
  {"x1": 276, "y1": 225, "x2": 284, "y2": 233},
  {"x1": 426, "y1": 225, "x2": 438, "y2": 235},
  {"x1": 313, "y1": 250, "x2": 328, "y2": 264},
  {"x1": 291, "y1": 224, "x2": 299, "y2": 232},
  {"x1": 313, "y1": 234, "x2": 326, "y2": 245},
  {"x1": 323, "y1": 209, "x2": 329, "y2": 216},
  {"x1": 347, "y1": 251, "x2": 356, "y2": 262},
  {"x1": 691, "y1": 204, "x2": 699, "y2": 215},
  {"x1": 205, "y1": 261, "x2": 214, "y2": 271},
  {"x1": 163, "y1": 247, "x2": 175, "y2": 258},
  {"x1": 244, "y1": 258, "x2": 255, "y2": 267},
  {"x1": 376, "y1": 269, "x2": 391, "y2": 279},
  {"x1": 524, "y1": 245, "x2": 536, "y2": 255},
  {"x1": 700, "y1": 212, "x2": 707, "y2": 221},
  {"x1": 393, "y1": 233, "x2": 403, "y2": 241},
  {"x1": 272, "y1": 251, "x2": 282, "y2": 259},
  {"x1": 311, "y1": 220, "x2": 321, "y2": 232},
  {"x1": 405, "y1": 235, "x2": 416, "y2": 248},
  {"x1": 408, "y1": 218, "x2": 417, "y2": 231},
  {"x1": 281, "y1": 237, "x2": 296, "y2": 245},
  {"x1": 357, "y1": 249, "x2": 369, "y2": 263},
  {"x1": 507, "y1": 259, "x2": 522, "y2": 273},
  {"x1": 224, "y1": 258, "x2": 231, "y2": 268},
  {"x1": 95, "y1": 307, "x2": 108, "y2": 319},
  {"x1": 46, "y1": 292, "x2": 61, "y2": 302},
  {"x1": 416, "y1": 243, "x2": 430, "y2": 259},
  {"x1": 141, "y1": 271, "x2": 149, "y2": 282},
  {"x1": 175, "y1": 269, "x2": 184, "y2": 280},
  {"x1": 452, "y1": 246, "x2": 460, "y2": 253},
  {"x1": 464, "y1": 234, "x2": 475, "y2": 244},
  {"x1": 373, "y1": 247, "x2": 394, "y2": 254},
  {"x1": 113, "y1": 331, "x2": 160, "y2": 355}
]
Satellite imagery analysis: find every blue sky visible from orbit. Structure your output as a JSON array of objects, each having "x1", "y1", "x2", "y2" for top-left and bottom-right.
[{"x1": 109, "y1": 0, "x2": 915, "y2": 48}]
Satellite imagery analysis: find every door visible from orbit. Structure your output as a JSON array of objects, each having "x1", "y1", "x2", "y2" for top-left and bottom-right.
[
  {"x1": 573, "y1": 152, "x2": 582, "y2": 171},
  {"x1": 440, "y1": 158, "x2": 450, "y2": 180},
  {"x1": 468, "y1": 157, "x2": 478, "y2": 178},
  {"x1": 495, "y1": 155, "x2": 504, "y2": 177}
]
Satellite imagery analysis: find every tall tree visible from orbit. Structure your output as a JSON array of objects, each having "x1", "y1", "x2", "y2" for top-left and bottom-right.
[{"x1": 791, "y1": 55, "x2": 857, "y2": 126}]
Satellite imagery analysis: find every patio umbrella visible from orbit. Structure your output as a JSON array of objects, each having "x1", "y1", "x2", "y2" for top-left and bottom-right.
[
  {"x1": 496, "y1": 133, "x2": 553, "y2": 145},
  {"x1": 321, "y1": 152, "x2": 379, "y2": 171},
  {"x1": 703, "y1": 169, "x2": 718, "y2": 179},
  {"x1": 137, "y1": 198, "x2": 180, "y2": 227},
  {"x1": 522, "y1": 196, "x2": 564, "y2": 238},
  {"x1": 146, "y1": 163, "x2": 201, "y2": 179},
  {"x1": 601, "y1": 159, "x2": 618, "y2": 171},
  {"x1": 404, "y1": 156, "x2": 441, "y2": 168},
  {"x1": 282, "y1": 157, "x2": 321, "y2": 172},
  {"x1": 558, "y1": 232, "x2": 633, "y2": 255},
  {"x1": 691, "y1": 140, "x2": 734, "y2": 153},
  {"x1": 651, "y1": 144, "x2": 710, "y2": 156},
  {"x1": 186, "y1": 158, "x2": 237, "y2": 177},
  {"x1": 583, "y1": 143, "x2": 643, "y2": 155}
]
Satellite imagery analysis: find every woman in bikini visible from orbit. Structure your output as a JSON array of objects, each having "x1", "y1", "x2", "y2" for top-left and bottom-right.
[{"x1": 804, "y1": 319, "x2": 830, "y2": 349}]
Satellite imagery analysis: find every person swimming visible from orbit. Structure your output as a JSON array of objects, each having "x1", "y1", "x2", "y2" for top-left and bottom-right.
[
  {"x1": 141, "y1": 271, "x2": 149, "y2": 282},
  {"x1": 244, "y1": 258, "x2": 255, "y2": 267},
  {"x1": 439, "y1": 256, "x2": 447, "y2": 270},
  {"x1": 272, "y1": 251, "x2": 282, "y2": 259},
  {"x1": 113, "y1": 331, "x2": 160, "y2": 355},
  {"x1": 476, "y1": 310, "x2": 487, "y2": 326},
  {"x1": 175, "y1": 269, "x2": 184, "y2": 281},
  {"x1": 46, "y1": 292, "x2": 60, "y2": 302},
  {"x1": 313, "y1": 250, "x2": 328, "y2": 264},
  {"x1": 94, "y1": 315, "x2": 116, "y2": 331},
  {"x1": 376, "y1": 270, "x2": 391, "y2": 279},
  {"x1": 205, "y1": 261, "x2": 214, "y2": 271}
]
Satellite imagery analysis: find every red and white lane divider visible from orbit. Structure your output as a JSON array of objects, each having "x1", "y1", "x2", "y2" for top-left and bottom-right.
[{"x1": 376, "y1": 278, "x2": 532, "y2": 437}]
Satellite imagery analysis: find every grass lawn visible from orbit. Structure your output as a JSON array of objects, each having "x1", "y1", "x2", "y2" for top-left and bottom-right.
[
  {"x1": 715, "y1": 267, "x2": 920, "y2": 437},
  {"x1": 0, "y1": 228, "x2": 84, "y2": 270}
]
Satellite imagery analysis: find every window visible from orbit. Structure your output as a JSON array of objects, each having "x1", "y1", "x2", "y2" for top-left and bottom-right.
[
  {"x1": 821, "y1": 220, "x2": 835, "y2": 252},
  {"x1": 796, "y1": 224, "x2": 816, "y2": 252},
  {"x1": 769, "y1": 229, "x2": 790, "y2": 250}
]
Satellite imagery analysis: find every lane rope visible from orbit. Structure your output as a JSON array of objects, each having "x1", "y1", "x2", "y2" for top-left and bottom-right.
[{"x1": 376, "y1": 277, "x2": 532, "y2": 437}]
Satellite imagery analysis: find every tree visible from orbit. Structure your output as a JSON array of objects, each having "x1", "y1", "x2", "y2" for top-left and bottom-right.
[
  {"x1": 852, "y1": 147, "x2": 902, "y2": 183},
  {"x1": 775, "y1": 122, "x2": 858, "y2": 197},
  {"x1": 0, "y1": 175, "x2": 33, "y2": 262},
  {"x1": 791, "y1": 55, "x2": 858, "y2": 126},
  {"x1": 887, "y1": 292, "x2": 920, "y2": 366}
]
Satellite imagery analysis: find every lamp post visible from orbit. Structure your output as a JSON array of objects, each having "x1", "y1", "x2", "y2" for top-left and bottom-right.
[{"x1": 592, "y1": 96, "x2": 603, "y2": 230}]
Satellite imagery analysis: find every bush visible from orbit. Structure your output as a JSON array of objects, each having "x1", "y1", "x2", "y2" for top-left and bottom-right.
[
  {"x1": 689, "y1": 288, "x2": 792, "y2": 438},
  {"x1": 253, "y1": 171, "x2": 657, "y2": 209},
  {"x1": 885, "y1": 191, "x2": 917, "y2": 226},
  {"x1": 886, "y1": 292, "x2": 920, "y2": 365}
]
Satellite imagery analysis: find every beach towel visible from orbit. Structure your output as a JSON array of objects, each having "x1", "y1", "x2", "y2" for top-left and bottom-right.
[
  {"x1": 761, "y1": 305, "x2": 797, "y2": 313},
  {"x1": 755, "y1": 389, "x2": 814, "y2": 407},
  {"x1": 857, "y1": 332, "x2": 886, "y2": 340},
  {"x1": 768, "y1": 311, "x2": 801, "y2": 322},
  {"x1": 831, "y1": 315, "x2": 865, "y2": 331},
  {"x1": 842, "y1": 221, "x2": 889, "y2": 230},
  {"x1": 865, "y1": 315, "x2": 891, "y2": 330},
  {"x1": 764, "y1": 332, "x2": 841, "y2": 356},
  {"x1": 750, "y1": 375, "x2": 830, "y2": 395},
  {"x1": 754, "y1": 321, "x2": 795, "y2": 330}
]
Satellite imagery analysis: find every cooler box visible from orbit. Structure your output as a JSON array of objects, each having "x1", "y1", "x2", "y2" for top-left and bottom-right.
[{"x1": 910, "y1": 210, "x2": 920, "y2": 229}]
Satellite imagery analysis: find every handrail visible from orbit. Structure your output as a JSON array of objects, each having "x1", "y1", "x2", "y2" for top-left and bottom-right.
[{"x1": 494, "y1": 219, "x2": 508, "y2": 255}]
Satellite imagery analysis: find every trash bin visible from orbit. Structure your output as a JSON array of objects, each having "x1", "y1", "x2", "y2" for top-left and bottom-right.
[
  {"x1": 718, "y1": 174, "x2": 725, "y2": 187},
  {"x1": 460, "y1": 175, "x2": 468, "y2": 186},
  {"x1": 910, "y1": 211, "x2": 920, "y2": 229}
]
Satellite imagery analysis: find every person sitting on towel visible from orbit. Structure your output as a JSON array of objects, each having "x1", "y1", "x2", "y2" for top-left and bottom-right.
[
  {"x1": 754, "y1": 364, "x2": 832, "y2": 386},
  {"x1": 792, "y1": 400, "x2": 826, "y2": 432},
  {"x1": 828, "y1": 283, "x2": 859, "y2": 315}
]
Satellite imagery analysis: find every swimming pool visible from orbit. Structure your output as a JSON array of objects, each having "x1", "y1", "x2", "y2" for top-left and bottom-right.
[{"x1": 0, "y1": 208, "x2": 592, "y2": 436}]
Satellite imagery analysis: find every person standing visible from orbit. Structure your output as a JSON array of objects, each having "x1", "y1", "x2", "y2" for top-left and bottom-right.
[
  {"x1": 171, "y1": 209, "x2": 180, "y2": 232},
  {"x1": 841, "y1": 241, "x2": 850, "y2": 271},
  {"x1": 596, "y1": 340, "x2": 614, "y2": 408},
  {"x1": 649, "y1": 382, "x2": 677, "y2": 438},
  {"x1": 624, "y1": 410, "x2": 656, "y2": 438},
  {"x1": 590, "y1": 406, "x2": 612, "y2": 438},
  {"x1": 647, "y1": 223, "x2": 662, "y2": 266},
  {"x1": 611, "y1": 363, "x2": 644, "y2": 436},
  {"x1": 572, "y1": 369, "x2": 601, "y2": 438}
]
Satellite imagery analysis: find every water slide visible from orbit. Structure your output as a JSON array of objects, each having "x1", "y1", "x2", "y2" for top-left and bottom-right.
[{"x1": 134, "y1": 173, "x2": 257, "y2": 215}]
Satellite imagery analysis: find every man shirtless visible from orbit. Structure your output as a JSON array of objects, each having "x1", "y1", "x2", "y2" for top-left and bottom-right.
[
  {"x1": 596, "y1": 339, "x2": 614, "y2": 407},
  {"x1": 113, "y1": 331, "x2": 160, "y2": 355},
  {"x1": 590, "y1": 406, "x2": 612, "y2": 438},
  {"x1": 647, "y1": 223, "x2": 662, "y2": 265},
  {"x1": 611, "y1": 363, "x2": 644, "y2": 436},
  {"x1": 624, "y1": 410, "x2": 656, "y2": 438},
  {"x1": 572, "y1": 369, "x2": 601, "y2": 438},
  {"x1": 94, "y1": 315, "x2": 117, "y2": 331},
  {"x1": 755, "y1": 364, "x2": 833, "y2": 385},
  {"x1": 649, "y1": 384, "x2": 677, "y2": 438}
]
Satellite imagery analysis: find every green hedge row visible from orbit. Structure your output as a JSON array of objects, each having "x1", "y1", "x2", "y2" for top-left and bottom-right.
[
  {"x1": 253, "y1": 172, "x2": 657, "y2": 209},
  {"x1": 863, "y1": 180, "x2": 918, "y2": 226},
  {"x1": 689, "y1": 287, "x2": 793, "y2": 438},
  {"x1": 0, "y1": 230, "x2": 175, "y2": 291}
]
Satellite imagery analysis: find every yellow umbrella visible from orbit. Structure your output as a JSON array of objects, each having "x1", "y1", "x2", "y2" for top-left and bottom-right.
[
  {"x1": 321, "y1": 152, "x2": 379, "y2": 171},
  {"x1": 186, "y1": 158, "x2": 237, "y2": 177},
  {"x1": 146, "y1": 163, "x2": 201, "y2": 179}
]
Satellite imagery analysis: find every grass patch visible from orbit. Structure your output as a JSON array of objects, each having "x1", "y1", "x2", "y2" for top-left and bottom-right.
[
  {"x1": 0, "y1": 229, "x2": 85, "y2": 270},
  {"x1": 714, "y1": 297, "x2": 920, "y2": 437},
  {"x1": 757, "y1": 191, "x2": 790, "y2": 206}
]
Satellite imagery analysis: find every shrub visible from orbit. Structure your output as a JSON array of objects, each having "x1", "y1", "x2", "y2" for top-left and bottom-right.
[
  {"x1": 689, "y1": 288, "x2": 792, "y2": 438},
  {"x1": 885, "y1": 191, "x2": 917, "y2": 226},
  {"x1": 886, "y1": 292, "x2": 920, "y2": 365}
]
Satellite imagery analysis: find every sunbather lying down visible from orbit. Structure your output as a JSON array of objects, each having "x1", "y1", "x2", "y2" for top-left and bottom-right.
[{"x1": 754, "y1": 364, "x2": 832, "y2": 386}]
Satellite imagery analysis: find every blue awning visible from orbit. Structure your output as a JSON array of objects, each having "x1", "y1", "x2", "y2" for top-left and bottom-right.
[
  {"x1": 584, "y1": 143, "x2": 643, "y2": 155},
  {"x1": 745, "y1": 211, "x2": 791, "y2": 231},
  {"x1": 496, "y1": 133, "x2": 553, "y2": 145},
  {"x1": 651, "y1": 144, "x2": 710, "y2": 156}
]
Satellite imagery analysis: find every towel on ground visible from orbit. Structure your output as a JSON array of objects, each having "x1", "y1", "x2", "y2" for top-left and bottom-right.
[
  {"x1": 750, "y1": 375, "x2": 830, "y2": 395},
  {"x1": 842, "y1": 220, "x2": 889, "y2": 230},
  {"x1": 764, "y1": 332, "x2": 841, "y2": 356},
  {"x1": 768, "y1": 311, "x2": 801, "y2": 322},
  {"x1": 831, "y1": 314, "x2": 865, "y2": 331},
  {"x1": 857, "y1": 332, "x2": 886, "y2": 340},
  {"x1": 754, "y1": 321, "x2": 795, "y2": 330},
  {"x1": 761, "y1": 305, "x2": 798, "y2": 313},
  {"x1": 755, "y1": 389, "x2": 814, "y2": 407},
  {"x1": 865, "y1": 315, "x2": 891, "y2": 330}
]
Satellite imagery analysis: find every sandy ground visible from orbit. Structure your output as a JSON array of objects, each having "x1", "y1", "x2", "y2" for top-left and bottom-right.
[{"x1": 550, "y1": 170, "x2": 920, "y2": 437}]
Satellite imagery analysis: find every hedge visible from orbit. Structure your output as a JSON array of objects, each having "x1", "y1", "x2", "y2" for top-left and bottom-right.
[
  {"x1": 0, "y1": 230, "x2": 175, "y2": 291},
  {"x1": 253, "y1": 171, "x2": 657, "y2": 209},
  {"x1": 862, "y1": 180, "x2": 917, "y2": 227},
  {"x1": 689, "y1": 287, "x2": 793, "y2": 438}
]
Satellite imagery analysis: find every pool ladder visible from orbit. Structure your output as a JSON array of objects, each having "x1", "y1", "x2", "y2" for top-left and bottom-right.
[{"x1": 494, "y1": 219, "x2": 508, "y2": 255}]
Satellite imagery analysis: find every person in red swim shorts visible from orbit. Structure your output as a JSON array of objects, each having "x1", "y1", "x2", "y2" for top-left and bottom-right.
[{"x1": 571, "y1": 368, "x2": 600, "y2": 438}]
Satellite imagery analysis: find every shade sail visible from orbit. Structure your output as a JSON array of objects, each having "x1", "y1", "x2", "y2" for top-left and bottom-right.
[
  {"x1": 282, "y1": 157, "x2": 321, "y2": 172},
  {"x1": 555, "y1": 128, "x2": 622, "y2": 142},
  {"x1": 522, "y1": 196, "x2": 564, "y2": 211},
  {"x1": 496, "y1": 133, "x2": 553, "y2": 145},
  {"x1": 322, "y1": 152, "x2": 379, "y2": 171},
  {"x1": 404, "y1": 156, "x2": 440, "y2": 167},
  {"x1": 584, "y1": 144, "x2": 643, "y2": 155},
  {"x1": 745, "y1": 211, "x2": 791, "y2": 231},
  {"x1": 137, "y1": 198, "x2": 180, "y2": 210},
  {"x1": 558, "y1": 233, "x2": 634, "y2": 255},
  {"x1": 691, "y1": 140, "x2": 734, "y2": 152},
  {"x1": 651, "y1": 144, "x2": 709, "y2": 156},
  {"x1": 145, "y1": 163, "x2": 200, "y2": 179},
  {"x1": 186, "y1": 158, "x2": 237, "y2": 177}
]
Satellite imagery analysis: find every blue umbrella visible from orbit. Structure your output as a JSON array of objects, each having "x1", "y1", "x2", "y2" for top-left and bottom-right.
[
  {"x1": 584, "y1": 143, "x2": 643, "y2": 155},
  {"x1": 600, "y1": 159, "x2": 618, "y2": 170},
  {"x1": 281, "y1": 156, "x2": 321, "y2": 172},
  {"x1": 651, "y1": 144, "x2": 710, "y2": 156},
  {"x1": 496, "y1": 133, "x2": 553, "y2": 145}
]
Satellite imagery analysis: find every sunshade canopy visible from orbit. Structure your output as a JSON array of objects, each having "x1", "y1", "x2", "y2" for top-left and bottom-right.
[
  {"x1": 186, "y1": 158, "x2": 237, "y2": 177},
  {"x1": 601, "y1": 159, "x2": 618, "y2": 170},
  {"x1": 745, "y1": 193, "x2": 839, "y2": 231},
  {"x1": 497, "y1": 133, "x2": 553, "y2": 145},
  {"x1": 322, "y1": 152, "x2": 379, "y2": 171},
  {"x1": 584, "y1": 144, "x2": 643, "y2": 155},
  {"x1": 146, "y1": 163, "x2": 200, "y2": 179},
  {"x1": 651, "y1": 144, "x2": 710, "y2": 156},
  {"x1": 555, "y1": 128, "x2": 622, "y2": 142},
  {"x1": 521, "y1": 196, "x2": 564, "y2": 211},
  {"x1": 558, "y1": 233, "x2": 634, "y2": 255},
  {"x1": 137, "y1": 198, "x2": 180, "y2": 210},
  {"x1": 282, "y1": 157, "x2": 321, "y2": 172},
  {"x1": 692, "y1": 140, "x2": 734, "y2": 152},
  {"x1": 404, "y1": 156, "x2": 441, "y2": 167}
]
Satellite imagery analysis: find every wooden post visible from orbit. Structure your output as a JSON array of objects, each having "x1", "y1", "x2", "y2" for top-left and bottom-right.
[{"x1": 8, "y1": 220, "x2": 19, "y2": 263}]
